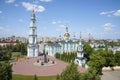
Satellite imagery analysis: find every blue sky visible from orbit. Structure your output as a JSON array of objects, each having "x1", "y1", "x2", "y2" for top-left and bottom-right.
[{"x1": 0, "y1": 0, "x2": 120, "y2": 39}]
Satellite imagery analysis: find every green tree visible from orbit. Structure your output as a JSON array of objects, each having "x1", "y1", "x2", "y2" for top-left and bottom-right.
[
  {"x1": 55, "y1": 52, "x2": 77, "y2": 63},
  {"x1": 0, "y1": 50, "x2": 12, "y2": 61},
  {"x1": 56, "y1": 74, "x2": 60, "y2": 80},
  {"x1": 59, "y1": 62, "x2": 80, "y2": 80},
  {"x1": 46, "y1": 41, "x2": 53, "y2": 43},
  {"x1": 83, "y1": 44, "x2": 93, "y2": 62},
  {"x1": 80, "y1": 71, "x2": 101, "y2": 80},
  {"x1": 115, "y1": 51, "x2": 120, "y2": 66},
  {"x1": 33, "y1": 74, "x2": 38, "y2": 80},
  {"x1": 20, "y1": 43, "x2": 27, "y2": 55},
  {"x1": 0, "y1": 62, "x2": 12, "y2": 80},
  {"x1": 88, "y1": 51, "x2": 106, "y2": 74},
  {"x1": 103, "y1": 49, "x2": 115, "y2": 67}
]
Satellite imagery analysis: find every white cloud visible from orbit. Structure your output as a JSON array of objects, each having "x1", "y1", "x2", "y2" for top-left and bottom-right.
[
  {"x1": 113, "y1": 9, "x2": 120, "y2": 16},
  {"x1": 5, "y1": 0, "x2": 15, "y2": 3},
  {"x1": 100, "y1": 9, "x2": 120, "y2": 17},
  {"x1": 40, "y1": 0, "x2": 52, "y2": 2},
  {"x1": 103, "y1": 23, "x2": 114, "y2": 31},
  {"x1": 22, "y1": 2, "x2": 45, "y2": 12},
  {"x1": 52, "y1": 20, "x2": 61, "y2": 24},
  {"x1": 100, "y1": 11, "x2": 114, "y2": 15},
  {"x1": 14, "y1": 4, "x2": 19, "y2": 7},
  {"x1": 0, "y1": 11, "x2": 2, "y2": 14},
  {"x1": 100, "y1": 11, "x2": 115, "y2": 17}
]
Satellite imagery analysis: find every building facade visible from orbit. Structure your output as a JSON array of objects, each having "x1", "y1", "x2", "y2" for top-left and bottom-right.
[
  {"x1": 27, "y1": 9, "x2": 39, "y2": 57},
  {"x1": 44, "y1": 27, "x2": 78, "y2": 56}
]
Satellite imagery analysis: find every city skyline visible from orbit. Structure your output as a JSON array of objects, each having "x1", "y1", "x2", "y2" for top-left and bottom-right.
[{"x1": 0, "y1": 0, "x2": 120, "y2": 39}]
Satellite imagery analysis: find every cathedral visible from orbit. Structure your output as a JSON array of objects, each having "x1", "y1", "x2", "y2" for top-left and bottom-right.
[
  {"x1": 44, "y1": 27, "x2": 87, "y2": 67},
  {"x1": 44, "y1": 27, "x2": 78, "y2": 56},
  {"x1": 27, "y1": 8, "x2": 39, "y2": 57}
]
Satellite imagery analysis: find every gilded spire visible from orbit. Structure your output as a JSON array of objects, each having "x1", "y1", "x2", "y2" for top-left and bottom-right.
[
  {"x1": 88, "y1": 33, "x2": 91, "y2": 43},
  {"x1": 66, "y1": 27, "x2": 68, "y2": 33},
  {"x1": 73, "y1": 33, "x2": 76, "y2": 38},
  {"x1": 80, "y1": 32, "x2": 82, "y2": 41},
  {"x1": 79, "y1": 32, "x2": 82, "y2": 44},
  {"x1": 31, "y1": 4, "x2": 36, "y2": 20},
  {"x1": 72, "y1": 33, "x2": 76, "y2": 42},
  {"x1": 59, "y1": 35, "x2": 61, "y2": 41},
  {"x1": 31, "y1": 0, "x2": 35, "y2": 18}
]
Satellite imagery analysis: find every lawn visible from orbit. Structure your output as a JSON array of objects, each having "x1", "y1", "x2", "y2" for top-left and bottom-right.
[
  {"x1": 12, "y1": 52, "x2": 25, "y2": 58},
  {"x1": 13, "y1": 74, "x2": 56, "y2": 80}
]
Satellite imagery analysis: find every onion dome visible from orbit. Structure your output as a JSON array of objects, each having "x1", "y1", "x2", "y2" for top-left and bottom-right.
[{"x1": 64, "y1": 27, "x2": 70, "y2": 37}]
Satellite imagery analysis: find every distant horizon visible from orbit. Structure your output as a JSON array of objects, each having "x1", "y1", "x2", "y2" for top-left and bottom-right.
[
  {"x1": 0, "y1": 0, "x2": 120, "y2": 39},
  {"x1": 0, "y1": 34, "x2": 120, "y2": 40}
]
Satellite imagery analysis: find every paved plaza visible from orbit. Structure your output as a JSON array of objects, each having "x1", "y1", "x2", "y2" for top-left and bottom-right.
[
  {"x1": 101, "y1": 71, "x2": 120, "y2": 80},
  {"x1": 12, "y1": 56, "x2": 86, "y2": 76}
]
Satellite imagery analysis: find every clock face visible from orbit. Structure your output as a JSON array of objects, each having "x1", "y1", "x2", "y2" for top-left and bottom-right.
[
  {"x1": 78, "y1": 47, "x2": 83, "y2": 51},
  {"x1": 78, "y1": 47, "x2": 81, "y2": 50}
]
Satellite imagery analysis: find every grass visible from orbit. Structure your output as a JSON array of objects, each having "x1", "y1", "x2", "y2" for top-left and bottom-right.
[
  {"x1": 13, "y1": 74, "x2": 56, "y2": 80},
  {"x1": 12, "y1": 52, "x2": 25, "y2": 58}
]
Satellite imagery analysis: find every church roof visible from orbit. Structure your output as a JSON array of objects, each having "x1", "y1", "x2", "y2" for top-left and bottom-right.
[
  {"x1": 45, "y1": 40, "x2": 77, "y2": 47},
  {"x1": 59, "y1": 40, "x2": 77, "y2": 44},
  {"x1": 45, "y1": 43, "x2": 61, "y2": 47}
]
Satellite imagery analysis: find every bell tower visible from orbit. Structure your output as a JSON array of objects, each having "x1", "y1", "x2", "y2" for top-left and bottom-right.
[
  {"x1": 27, "y1": 6, "x2": 39, "y2": 57},
  {"x1": 74, "y1": 32, "x2": 87, "y2": 68}
]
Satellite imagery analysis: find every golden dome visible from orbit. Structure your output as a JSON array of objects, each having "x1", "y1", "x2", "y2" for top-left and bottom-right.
[
  {"x1": 64, "y1": 33, "x2": 70, "y2": 37},
  {"x1": 63, "y1": 26, "x2": 70, "y2": 37}
]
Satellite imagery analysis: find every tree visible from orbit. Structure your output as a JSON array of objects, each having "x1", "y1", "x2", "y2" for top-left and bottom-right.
[
  {"x1": 0, "y1": 50, "x2": 12, "y2": 61},
  {"x1": 55, "y1": 52, "x2": 77, "y2": 63},
  {"x1": 103, "y1": 49, "x2": 115, "y2": 67},
  {"x1": 115, "y1": 51, "x2": 120, "y2": 66},
  {"x1": 59, "y1": 62, "x2": 80, "y2": 80},
  {"x1": 56, "y1": 74, "x2": 60, "y2": 80},
  {"x1": 20, "y1": 43, "x2": 27, "y2": 55},
  {"x1": 0, "y1": 62, "x2": 12, "y2": 80},
  {"x1": 80, "y1": 71, "x2": 101, "y2": 80},
  {"x1": 33, "y1": 74, "x2": 38, "y2": 80},
  {"x1": 57, "y1": 62, "x2": 101, "y2": 80},
  {"x1": 83, "y1": 44, "x2": 93, "y2": 62},
  {"x1": 88, "y1": 51, "x2": 106, "y2": 74},
  {"x1": 46, "y1": 41, "x2": 53, "y2": 43}
]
